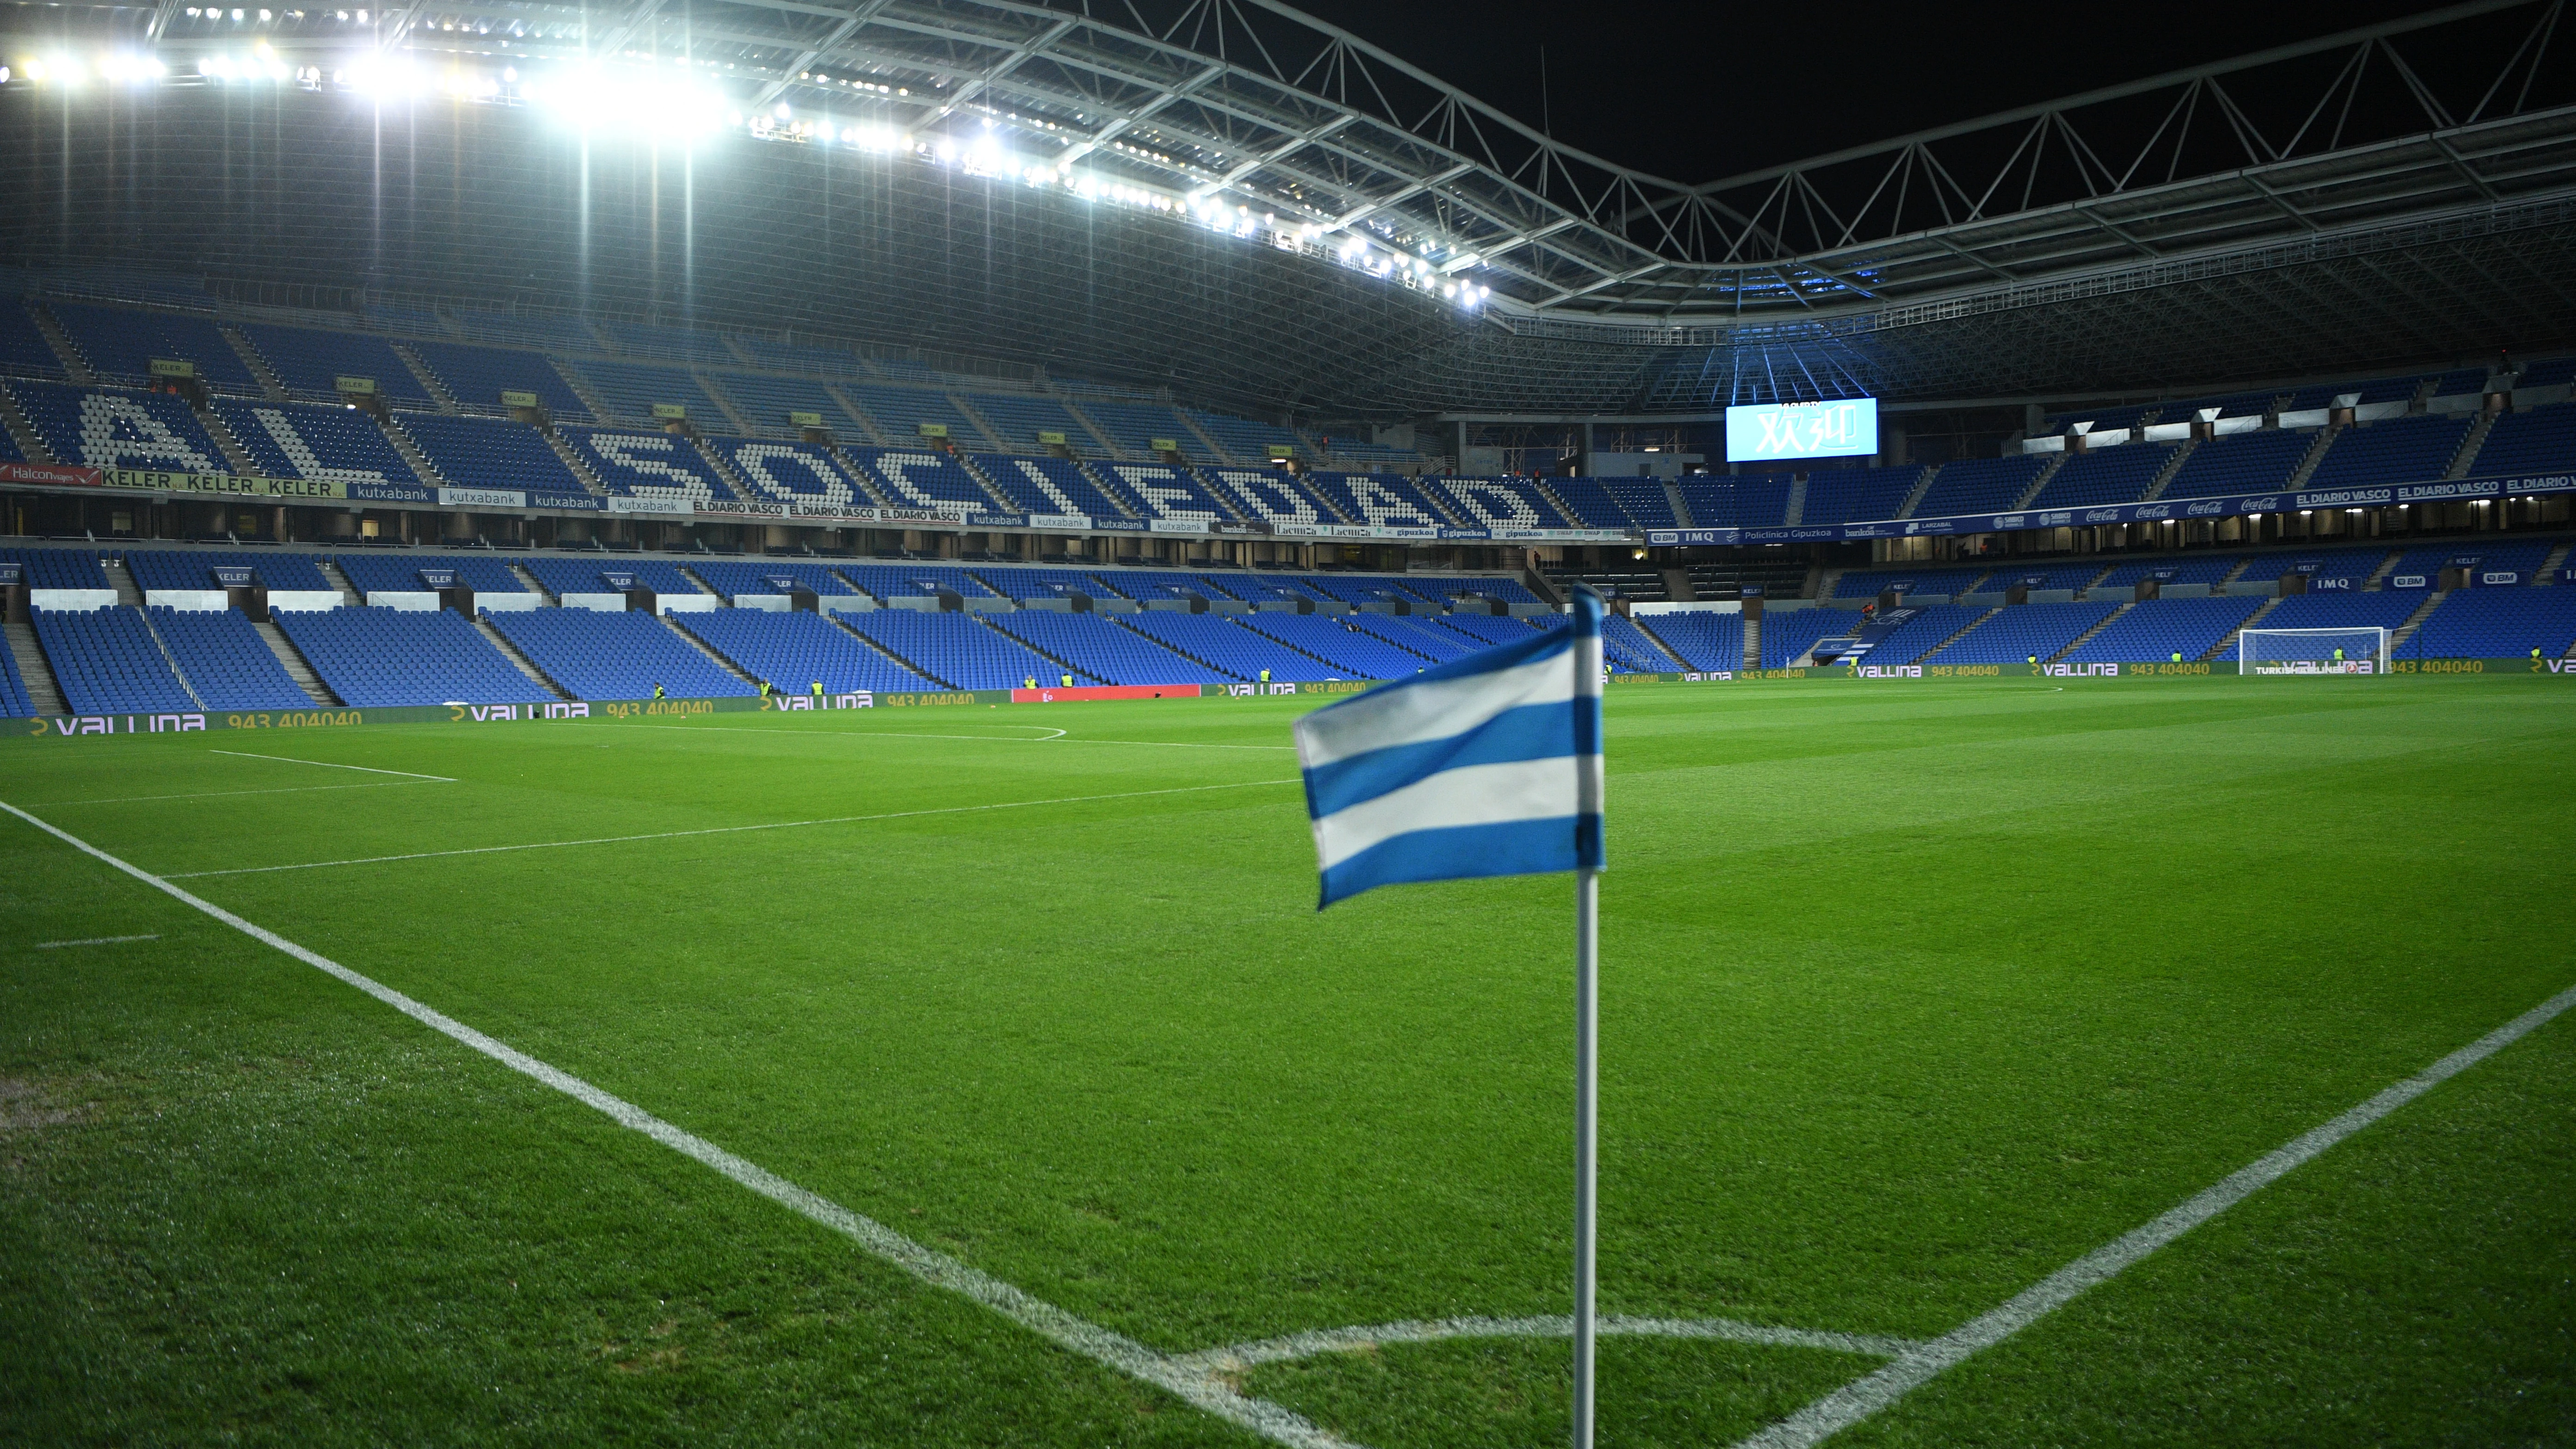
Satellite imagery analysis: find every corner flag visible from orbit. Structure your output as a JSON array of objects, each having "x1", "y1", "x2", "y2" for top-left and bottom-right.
[
  {"x1": 1293, "y1": 589, "x2": 1604, "y2": 908},
  {"x1": 1292, "y1": 585, "x2": 1610, "y2": 1448}
]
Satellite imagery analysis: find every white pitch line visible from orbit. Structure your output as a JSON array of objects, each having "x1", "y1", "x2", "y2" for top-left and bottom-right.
[
  {"x1": 0, "y1": 796, "x2": 1356, "y2": 1449},
  {"x1": 53, "y1": 781, "x2": 443, "y2": 807},
  {"x1": 34, "y1": 934, "x2": 161, "y2": 949},
  {"x1": 1173, "y1": 1314, "x2": 1925, "y2": 1377},
  {"x1": 208, "y1": 749, "x2": 456, "y2": 782},
  {"x1": 1732, "y1": 978, "x2": 2576, "y2": 1449},
  {"x1": 162, "y1": 777, "x2": 1300, "y2": 879},
  {"x1": 627, "y1": 723, "x2": 1294, "y2": 750}
]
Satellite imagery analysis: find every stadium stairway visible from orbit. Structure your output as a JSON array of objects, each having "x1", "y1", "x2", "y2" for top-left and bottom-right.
[
  {"x1": 223, "y1": 325, "x2": 291, "y2": 401},
  {"x1": 821, "y1": 442, "x2": 898, "y2": 507},
  {"x1": 818, "y1": 382, "x2": 894, "y2": 446},
  {"x1": 1781, "y1": 475, "x2": 1807, "y2": 526},
  {"x1": 1742, "y1": 613, "x2": 1759, "y2": 667},
  {"x1": 473, "y1": 614, "x2": 572, "y2": 698},
  {"x1": 540, "y1": 429, "x2": 609, "y2": 495},
  {"x1": 101, "y1": 556, "x2": 144, "y2": 607},
  {"x1": 1923, "y1": 607, "x2": 2000, "y2": 657},
  {"x1": 2204, "y1": 597, "x2": 2285, "y2": 661},
  {"x1": 1892, "y1": 464, "x2": 1940, "y2": 518},
  {"x1": 2138, "y1": 439, "x2": 2198, "y2": 500},
  {"x1": 389, "y1": 343, "x2": 462, "y2": 410},
  {"x1": 2389, "y1": 592, "x2": 2446, "y2": 655},
  {"x1": 827, "y1": 613, "x2": 968, "y2": 688},
  {"x1": 0, "y1": 386, "x2": 49, "y2": 462},
  {"x1": 1661, "y1": 479, "x2": 1691, "y2": 527},
  {"x1": 133, "y1": 606, "x2": 206, "y2": 707},
  {"x1": 658, "y1": 613, "x2": 759, "y2": 685},
  {"x1": 510, "y1": 560, "x2": 555, "y2": 600},
  {"x1": 2047, "y1": 603, "x2": 2131, "y2": 662},
  {"x1": 192, "y1": 402, "x2": 265, "y2": 478},
  {"x1": 6, "y1": 619, "x2": 65, "y2": 713},
  {"x1": 254, "y1": 619, "x2": 339, "y2": 704},
  {"x1": 2539, "y1": 540, "x2": 2574, "y2": 583},
  {"x1": 2286, "y1": 424, "x2": 2341, "y2": 487},
  {"x1": 315, "y1": 558, "x2": 364, "y2": 607},
  {"x1": 379, "y1": 417, "x2": 451, "y2": 487},
  {"x1": 1053, "y1": 397, "x2": 1121, "y2": 459},
  {"x1": 2362, "y1": 551, "x2": 2403, "y2": 590},
  {"x1": 2445, "y1": 409, "x2": 2500, "y2": 478},
  {"x1": 29, "y1": 306, "x2": 94, "y2": 384}
]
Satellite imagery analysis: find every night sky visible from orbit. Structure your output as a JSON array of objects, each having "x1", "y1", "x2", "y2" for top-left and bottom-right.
[{"x1": 1282, "y1": 0, "x2": 2505, "y2": 182}]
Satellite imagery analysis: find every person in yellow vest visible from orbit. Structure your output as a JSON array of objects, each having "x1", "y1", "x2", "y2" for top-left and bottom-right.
[
  {"x1": 1061, "y1": 673, "x2": 1073, "y2": 687},
  {"x1": 811, "y1": 679, "x2": 824, "y2": 699},
  {"x1": 1025, "y1": 675, "x2": 1036, "y2": 689},
  {"x1": 2170, "y1": 652, "x2": 2182, "y2": 664},
  {"x1": 1259, "y1": 668, "x2": 1270, "y2": 683},
  {"x1": 759, "y1": 680, "x2": 773, "y2": 701},
  {"x1": 2332, "y1": 647, "x2": 2345, "y2": 663},
  {"x1": 652, "y1": 682, "x2": 665, "y2": 699},
  {"x1": 2025, "y1": 655, "x2": 2037, "y2": 666}
]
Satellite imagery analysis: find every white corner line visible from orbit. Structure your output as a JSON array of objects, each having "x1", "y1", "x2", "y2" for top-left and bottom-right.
[
  {"x1": 1173, "y1": 1314, "x2": 1925, "y2": 1378},
  {"x1": 0, "y1": 796, "x2": 1359, "y2": 1449},
  {"x1": 208, "y1": 749, "x2": 457, "y2": 783},
  {"x1": 34, "y1": 933, "x2": 162, "y2": 949},
  {"x1": 1731, "y1": 978, "x2": 2576, "y2": 1449},
  {"x1": 161, "y1": 777, "x2": 1300, "y2": 879}
]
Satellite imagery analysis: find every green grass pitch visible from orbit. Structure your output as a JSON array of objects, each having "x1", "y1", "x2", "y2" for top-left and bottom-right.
[{"x1": 2, "y1": 677, "x2": 2571, "y2": 1447}]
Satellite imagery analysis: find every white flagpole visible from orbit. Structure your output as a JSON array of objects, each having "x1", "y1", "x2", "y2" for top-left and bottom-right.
[{"x1": 1571, "y1": 590, "x2": 1603, "y2": 1449}]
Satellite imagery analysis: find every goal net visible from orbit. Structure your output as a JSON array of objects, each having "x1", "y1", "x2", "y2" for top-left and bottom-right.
[{"x1": 2239, "y1": 626, "x2": 2389, "y2": 675}]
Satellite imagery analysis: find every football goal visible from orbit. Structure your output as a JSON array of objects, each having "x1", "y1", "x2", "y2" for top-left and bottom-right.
[{"x1": 2239, "y1": 626, "x2": 2389, "y2": 675}]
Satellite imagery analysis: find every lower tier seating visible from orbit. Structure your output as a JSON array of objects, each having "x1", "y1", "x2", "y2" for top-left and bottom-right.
[
  {"x1": 34, "y1": 606, "x2": 201, "y2": 714},
  {"x1": 150, "y1": 606, "x2": 313, "y2": 710},
  {"x1": 673, "y1": 609, "x2": 941, "y2": 694},
  {"x1": 274, "y1": 607, "x2": 558, "y2": 707},
  {"x1": 487, "y1": 608, "x2": 756, "y2": 700}
]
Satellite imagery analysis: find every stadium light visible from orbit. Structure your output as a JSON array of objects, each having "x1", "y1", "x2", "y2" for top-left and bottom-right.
[{"x1": 524, "y1": 63, "x2": 729, "y2": 143}]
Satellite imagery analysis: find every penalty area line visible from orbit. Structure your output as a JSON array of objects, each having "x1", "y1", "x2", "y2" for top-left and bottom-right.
[
  {"x1": 1732, "y1": 977, "x2": 2576, "y2": 1449},
  {"x1": 0, "y1": 796, "x2": 1353, "y2": 1449},
  {"x1": 208, "y1": 749, "x2": 456, "y2": 782},
  {"x1": 161, "y1": 777, "x2": 1301, "y2": 879}
]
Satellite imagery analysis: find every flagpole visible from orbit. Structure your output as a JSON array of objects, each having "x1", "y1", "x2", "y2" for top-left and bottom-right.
[{"x1": 1573, "y1": 863, "x2": 1598, "y2": 1449}]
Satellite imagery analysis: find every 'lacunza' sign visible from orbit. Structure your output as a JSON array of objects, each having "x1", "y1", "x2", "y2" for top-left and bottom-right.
[{"x1": 1725, "y1": 398, "x2": 1878, "y2": 463}]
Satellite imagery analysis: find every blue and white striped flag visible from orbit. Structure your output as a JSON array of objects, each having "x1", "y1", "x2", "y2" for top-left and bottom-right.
[{"x1": 1294, "y1": 590, "x2": 1604, "y2": 908}]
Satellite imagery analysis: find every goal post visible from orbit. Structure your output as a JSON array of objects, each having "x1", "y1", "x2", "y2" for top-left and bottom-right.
[{"x1": 2239, "y1": 626, "x2": 2390, "y2": 675}]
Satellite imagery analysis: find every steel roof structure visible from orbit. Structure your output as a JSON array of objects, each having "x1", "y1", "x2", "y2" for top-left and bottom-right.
[{"x1": 0, "y1": 0, "x2": 2572, "y2": 416}]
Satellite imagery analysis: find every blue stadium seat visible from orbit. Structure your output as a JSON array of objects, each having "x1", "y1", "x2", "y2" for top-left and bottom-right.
[
  {"x1": 839, "y1": 610, "x2": 1071, "y2": 690},
  {"x1": 1911, "y1": 455, "x2": 2048, "y2": 517},
  {"x1": 486, "y1": 607, "x2": 755, "y2": 700},
  {"x1": 1239, "y1": 613, "x2": 1443, "y2": 678},
  {"x1": 48, "y1": 302, "x2": 260, "y2": 393},
  {"x1": 986, "y1": 610, "x2": 1227, "y2": 685},
  {"x1": 273, "y1": 607, "x2": 557, "y2": 707},
  {"x1": 1757, "y1": 609, "x2": 1853, "y2": 668},
  {"x1": 2026, "y1": 444, "x2": 2176, "y2": 510},
  {"x1": 0, "y1": 301, "x2": 68, "y2": 380},
  {"x1": 2398, "y1": 588, "x2": 2576, "y2": 658},
  {"x1": 564, "y1": 359, "x2": 731, "y2": 427},
  {"x1": 2380, "y1": 542, "x2": 2552, "y2": 589},
  {"x1": 1302, "y1": 472, "x2": 1451, "y2": 529},
  {"x1": 235, "y1": 324, "x2": 437, "y2": 405},
  {"x1": 834, "y1": 563, "x2": 998, "y2": 601},
  {"x1": 125, "y1": 549, "x2": 334, "y2": 593},
  {"x1": 2302, "y1": 415, "x2": 2470, "y2": 490},
  {"x1": 1799, "y1": 464, "x2": 1925, "y2": 526},
  {"x1": 719, "y1": 440, "x2": 872, "y2": 509},
  {"x1": 148, "y1": 606, "x2": 312, "y2": 710},
  {"x1": 964, "y1": 393, "x2": 1096, "y2": 454},
  {"x1": 1928, "y1": 602, "x2": 2118, "y2": 664},
  {"x1": 2062, "y1": 596, "x2": 2266, "y2": 663},
  {"x1": 1094, "y1": 463, "x2": 1238, "y2": 525},
  {"x1": 673, "y1": 609, "x2": 940, "y2": 693},
  {"x1": 842, "y1": 385, "x2": 990, "y2": 449},
  {"x1": 10, "y1": 381, "x2": 227, "y2": 472},
  {"x1": 332, "y1": 552, "x2": 532, "y2": 598},
  {"x1": 0, "y1": 546, "x2": 105, "y2": 589},
  {"x1": 2228, "y1": 548, "x2": 2388, "y2": 590},
  {"x1": 2158, "y1": 429, "x2": 2312, "y2": 499},
  {"x1": 209, "y1": 398, "x2": 424, "y2": 488},
  {"x1": 32, "y1": 605, "x2": 200, "y2": 714},
  {"x1": 707, "y1": 371, "x2": 868, "y2": 437},
  {"x1": 842, "y1": 447, "x2": 996, "y2": 515},
  {"x1": 1435, "y1": 477, "x2": 1577, "y2": 529},
  {"x1": 1833, "y1": 567, "x2": 1987, "y2": 599},
  {"x1": 563, "y1": 427, "x2": 734, "y2": 504},
  {"x1": 393, "y1": 413, "x2": 589, "y2": 496},
  {"x1": 1201, "y1": 467, "x2": 1335, "y2": 528},
  {"x1": 405, "y1": 340, "x2": 592, "y2": 420},
  {"x1": 1635, "y1": 612, "x2": 1745, "y2": 670},
  {"x1": 2462, "y1": 404, "x2": 2576, "y2": 479},
  {"x1": 688, "y1": 561, "x2": 861, "y2": 602},
  {"x1": 1852, "y1": 606, "x2": 1990, "y2": 667},
  {"x1": 0, "y1": 631, "x2": 32, "y2": 716},
  {"x1": 1117, "y1": 612, "x2": 1336, "y2": 682},
  {"x1": 1074, "y1": 398, "x2": 1210, "y2": 461},
  {"x1": 979, "y1": 455, "x2": 1131, "y2": 518},
  {"x1": 521, "y1": 556, "x2": 707, "y2": 599}
]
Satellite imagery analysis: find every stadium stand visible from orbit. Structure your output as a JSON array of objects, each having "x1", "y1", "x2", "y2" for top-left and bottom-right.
[
  {"x1": 235, "y1": 323, "x2": 437, "y2": 405},
  {"x1": 1911, "y1": 455, "x2": 2048, "y2": 517},
  {"x1": 838, "y1": 610, "x2": 1069, "y2": 690},
  {"x1": 1636, "y1": 612, "x2": 1745, "y2": 670},
  {"x1": 1759, "y1": 609, "x2": 1852, "y2": 668},
  {"x1": 835, "y1": 563, "x2": 999, "y2": 602},
  {"x1": 0, "y1": 637, "x2": 32, "y2": 717},
  {"x1": 2092, "y1": 556, "x2": 2240, "y2": 591},
  {"x1": 1095, "y1": 463, "x2": 1238, "y2": 524},
  {"x1": 2303, "y1": 415, "x2": 2471, "y2": 489},
  {"x1": 1240, "y1": 613, "x2": 1441, "y2": 677},
  {"x1": 147, "y1": 605, "x2": 313, "y2": 710},
  {"x1": 1203, "y1": 467, "x2": 1332, "y2": 527},
  {"x1": 2245, "y1": 591, "x2": 2422, "y2": 639},
  {"x1": 392, "y1": 413, "x2": 589, "y2": 496},
  {"x1": 46, "y1": 302, "x2": 260, "y2": 393},
  {"x1": 1183, "y1": 408, "x2": 1304, "y2": 464},
  {"x1": 2027, "y1": 444, "x2": 2177, "y2": 509},
  {"x1": 125, "y1": 548, "x2": 334, "y2": 593},
  {"x1": 443, "y1": 311, "x2": 600, "y2": 353},
  {"x1": 405, "y1": 340, "x2": 592, "y2": 419},
  {"x1": 674, "y1": 609, "x2": 941, "y2": 693},
  {"x1": 964, "y1": 567, "x2": 1115, "y2": 603},
  {"x1": 331, "y1": 551, "x2": 532, "y2": 597},
  {"x1": 11, "y1": 380, "x2": 227, "y2": 472},
  {"x1": 0, "y1": 546, "x2": 104, "y2": 588},
  {"x1": 1801, "y1": 464, "x2": 1925, "y2": 526},
  {"x1": 728, "y1": 336, "x2": 869, "y2": 378},
  {"x1": 845, "y1": 447, "x2": 997, "y2": 514},
  {"x1": 986, "y1": 610, "x2": 1228, "y2": 685},
  {"x1": 566, "y1": 359, "x2": 730, "y2": 427},
  {"x1": 1117, "y1": 612, "x2": 1339, "y2": 682},
  {"x1": 594, "y1": 320, "x2": 737, "y2": 367},
  {"x1": 1927, "y1": 601, "x2": 2119, "y2": 664},
  {"x1": 2061, "y1": 596, "x2": 2266, "y2": 662},
  {"x1": 2158, "y1": 429, "x2": 2313, "y2": 498},
  {"x1": 1852, "y1": 606, "x2": 1988, "y2": 667},
  {"x1": 32, "y1": 605, "x2": 201, "y2": 713},
  {"x1": 1980, "y1": 563, "x2": 2108, "y2": 594},
  {"x1": 1303, "y1": 471, "x2": 1450, "y2": 529},
  {"x1": 1344, "y1": 613, "x2": 1485, "y2": 663},
  {"x1": 1077, "y1": 398, "x2": 1209, "y2": 461},
  {"x1": 718, "y1": 439, "x2": 873, "y2": 508},
  {"x1": 0, "y1": 302, "x2": 67, "y2": 379},
  {"x1": 687, "y1": 561, "x2": 861, "y2": 602},
  {"x1": 708, "y1": 371, "x2": 866, "y2": 438},
  {"x1": 1437, "y1": 477, "x2": 1577, "y2": 529},
  {"x1": 1833, "y1": 567, "x2": 1986, "y2": 599},
  {"x1": 842, "y1": 384, "x2": 988, "y2": 448},
  {"x1": 1433, "y1": 613, "x2": 1548, "y2": 649},
  {"x1": 520, "y1": 555, "x2": 706, "y2": 599},
  {"x1": 2398, "y1": 588, "x2": 2576, "y2": 658},
  {"x1": 562, "y1": 427, "x2": 735, "y2": 505},
  {"x1": 274, "y1": 606, "x2": 559, "y2": 707},
  {"x1": 1602, "y1": 613, "x2": 1682, "y2": 671},
  {"x1": 967, "y1": 393, "x2": 1095, "y2": 453},
  {"x1": 2462, "y1": 404, "x2": 2576, "y2": 479},
  {"x1": 209, "y1": 398, "x2": 426, "y2": 488},
  {"x1": 1548, "y1": 477, "x2": 1631, "y2": 529},
  {"x1": 2382, "y1": 541, "x2": 2553, "y2": 588},
  {"x1": 486, "y1": 607, "x2": 755, "y2": 700},
  {"x1": 2229, "y1": 548, "x2": 2389, "y2": 589},
  {"x1": 980, "y1": 455, "x2": 1132, "y2": 519}
]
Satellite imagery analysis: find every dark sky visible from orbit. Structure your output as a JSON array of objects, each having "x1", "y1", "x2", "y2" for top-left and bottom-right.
[{"x1": 1282, "y1": 0, "x2": 2500, "y2": 182}]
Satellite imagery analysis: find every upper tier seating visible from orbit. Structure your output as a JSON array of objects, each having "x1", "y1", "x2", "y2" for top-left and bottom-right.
[
  {"x1": 0, "y1": 302, "x2": 66, "y2": 379},
  {"x1": 274, "y1": 606, "x2": 558, "y2": 707},
  {"x1": 2159, "y1": 429, "x2": 2313, "y2": 498},
  {"x1": 2465, "y1": 404, "x2": 2576, "y2": 479},
  {"x1": 1833, "y1": 567, "x2": 1986, "y2": 599},
  {"x1": 2093, "y1": 556, "x2": 2240, "y2": 590},
  {"x1": 333, "y1": 552, "x2": 532, "y2": 597},
  {"x1": 235, "y1": 324, "x2": 436, "y2": 405},
  {"x1": 1183, "y1": 408, "x2": 1303, "y2": 464},
  {"x1": 405, "y1": 340, "x2": 592, "y2": 420},
  {"x1": 566, "y1": 359, "x2": 730, "y2": 427},
  {"x1": 595, "y1": 320, "x2": 737, "y2": 366},
  {"x1": 967, "y1": 393, "x2": 1095, "y2": 453},
  {"x1": 1601, "y1": 480, "x2": 1677, "y2": 530},
  {"x1": 0, "y1": 545, "x2": 105, "y2": 588},
  {"x1": 1303, "y1": 472, "x2": 1451, "y2": 530},
  {"x1": 2229, "y1": 548, "x2": 2388, "y2": 588},
  {"x1": 210, "y1": 399, "x2": 424, "y2": 488},
  {"x1": 1117, "y1": 612, "x2": 1339, "y2": 682},
  {"x1": 707, "y1": 370, "x2": 866, "y2": 439},
  {"x1": 1297, "y1": 574, "x2": 1444, "y2": 608},
  {"x1": 2398, "y1": 588, "x2": 2576, "y2": 658},
  {"x1": 148, "y1": 605, "x2": 312, "y2": 710},
  {"x1": 1548, "y1": 478, "x2": 1631, "y2": 529},
  {"x1": 986, "y1": 610, "x2": 1226, "y2": 685},
  {"x1": 728, "y1": 336, "x2": 869, "y2": 377},
  {"x1": 844, "y1": 447, "x2": 997, "y2": 515},
  {"x1": 486, "y1": 607, "x2": 754, "y2": 700},
  {"x1": 2061, "y1": 596, "x2": 2266, "y2": 663},
  {"x1": 2382, "y1": 541, "x2": 2553, "y2": 588},
  {"x1": 1801, "y1": 464, "x2": 1925, "y2": 526},
  {"x1": 1095, "y1": 463, "x2": 1238, "y2": 525},
  {"x1": 33, "y1": 605, "x2": 200, "y2": 714},
  {"x1": 965, "y1": 567, "x2": 1118, "y2": 603},
  {"x1": 688, "y1": 561, "x2": 861, "y2": 601},
  {"x1": 11, "y1": 381, "x2": 227, "y2": 472},
  {"x1": 718, "y1": 440, "x2": 871, "y2": 509},
  {"x1": 1077, "y1": 399, "x2": 1210, "y2": 461},
  {"x1": 2028, "y1": 444, "x2": 2177, "y2": 510},
  {"x1": 1928, "y1": 601, "x2": 2118, "y2": 664},
  {"x1": 2303, "y1": 415, "x2": 2470, "y2": 490},
  {"x1": 1912, "y1": 455, "x2": 2048, "y2": 517},
  {"x1": 562, "y1": 427, "x2": 735, "y2": 505},
  {"x1": 834, "y1": 563, "x2": 999, "y2": 602},
  {"x1": 1240, "y1": 613, "x2": 1441, "y2": 678},
  {"x1": 1856, "y1": 606, "x2": 1989, "y2": 667},
  {"x1": 520, "y1": 556, "x2": 706, "y2": 598},
  {"x1": 444, "y1": 311, "x2": 600, "y2": 352},
  {"x1": 838, "y1": 610, "x2": 1068, "y2": 691},
  {"x1": 980, "y1": 456, "x2": 1130, "y2": 518},
  {"x1": 673, "y1": 609, "x2": 940, "y2": 693},
  {"x1": 1758, "y1": 609, "x2": 1853, "y2": 668},
  {"x1": 1673, "y1": 472, "x2": 1794, "y2": 529},
  {"x1": 1201, "y1": 468, "x2": 1333, "y2": 528},
  {"x1": 1989, "y1": 564, "x2": 2111, "y2": 593},
  {"x1": 1638, "y1": 612, "x2": 1746, "y2": 670},
  {"x1": 48, "y1": 303, "x2": 259, "y2": 393},
  {"x1": 392, "y1": 414, "x2": 589, "y2": 497},
  {"x1": 126, "y1": 549, "x2": 334, "y2": 593},
  {"x1": 1437, "y1": 477, "x2": 1577, "y2": 529},
  {"x1": 843, "y1": 385, "x2": 989, "y2": 449}
]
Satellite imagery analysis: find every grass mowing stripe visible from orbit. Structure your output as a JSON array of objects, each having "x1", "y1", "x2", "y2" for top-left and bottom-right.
[
  {"x1": 628, "y1": 723, "x2": 1296, "y2": 750},
  {"x1": 205, "y1": 749, "x2": 456, "y2": 781},
  {"x1": 0, "y1": 795, "x2": 1357, "y2": 1449},
  {"x1": 161, "y1": 777, "x2": 1302, "y2": 879},
  {"x1": 54, "y1": 782, "x2": 445, "y2": 807},
  {"x1": 32, "y1": 934, "x2": 161, "y2": 948},
  {"x1": 1733, "y1": 978, "x2": 2576, "y2": 1449}
]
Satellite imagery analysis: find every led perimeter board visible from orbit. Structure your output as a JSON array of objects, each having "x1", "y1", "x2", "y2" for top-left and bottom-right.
[{"x1": 1725, "y1": 398, "x2": 1879, "y2": 463}]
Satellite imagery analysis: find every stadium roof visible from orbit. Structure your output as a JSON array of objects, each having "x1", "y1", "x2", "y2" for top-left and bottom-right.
[{"x1": 3, "y1": 0, "x2": 2575, "y2": 415}]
